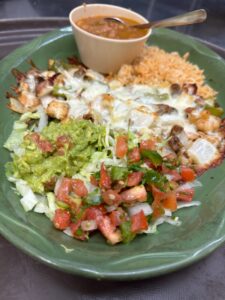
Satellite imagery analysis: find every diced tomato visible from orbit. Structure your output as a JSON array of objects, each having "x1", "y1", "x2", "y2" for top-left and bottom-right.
[
  {"x1": 127, "y1": 172, "x2": 143, "y2": 187},
  {"x1": 71, "y1": 179, "x2": 88, "y2": 197},
  {"x1": 176, "y1": 188, "x2": 194, "y2": 202},
  {"x1": 151, "y1": 185, "x2": 177, "y2": 212},
  {"x1": 69, "y1": 201, "x2": 80, "y2": 214},
  {"x1": 56, "y1": 135, "x2": 71, "y2": 148},
  {"x1": 28, "y1": 132, "x2": 40, "y2": 143},
  {"x1": 143, "y1": 158, "x2": 154, "y2": 169},
  {"x1": 56, "y1": 148, "x2": 65, "y2": 156},
  {"x1": 151, "y1": 185, "x2": 177, "y2": 215},
  {"x1": 168, "y1": 170, "x2": 182, "y2": 181},
  {"x1": 151, "y1": 185, "x2": 166, "y2": 202},
  {"x1": 109, "y1": 209, "x2": 125, "y2": 227},
  {"x1": 53, "y1": 208, "x2": 71, "y2": 230},
  {"x1": 44, "y1": 176, "x2": 56, "y2": 191},
  {"x1": 152, "y1": 202, "x2": 164, "y2": 219},
  {"x1": 99, "y1": 163, "x2": 111, "y2": 189},
  {"x1": 56, "y1": 177, "x2": 71, "y2": 203},
  {"x1": 180, "y1": 167, "x2": 196, "y2": 182},
  {"x1": 70, "y1": 221, "x2": 81, "y2": 235},
  {"x1": 84, "y1": 205, "x2": 106, "y2": 221},
  {"x1": 102, "y1": 189, "x2": 122, "y2": 205},
  {"x1": 162, "y1": 165, "x2": 182, "y2": 181},
  {"x1": 162, "y1": 191, "x2": 177, "y2": 211},
  {"x1": 140, "y1": 139, "x2": 156, "y2": 152},
  {"x1": 97, "y1": 215, "x2": 122, "y2": 244},
  {"x1": 56, "y1": 135, "x2": 71, "y2": 155},
  {"x1": 90, "y1": 175, "x2": 99, "y2": 187},
  {"x1": 38, "y1": 139, "x2": 53, "y2": 153},
  {"x1": 151, "y1": 186, "x2": 166, "y2": 218},
  {"x1": 28, "y1": 132, "x2": 53, "y2": 153},
  {"x1": 121, "y1": 185, "x2": 147, "y2": 202},
  {"x1": 131, "y1": 210, "x2": 148, "y2": 233},
  {"x1": 98, "y1": 215, "x2": 116, "y2": 231},
  {"x1": 128, "y1": 147, "x2": 141, "y2": 162},
  {"x1": 70, "y1": 221, "x2": 87, "y2": 241},
  {"x1": 116, "y1": 135, "x2": 128, "y2": 158}
]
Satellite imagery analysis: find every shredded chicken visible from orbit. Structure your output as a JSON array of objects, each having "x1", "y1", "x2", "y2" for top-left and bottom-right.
[{"x1": 46, "y1": 100, "x2": 69, "y2": 120}]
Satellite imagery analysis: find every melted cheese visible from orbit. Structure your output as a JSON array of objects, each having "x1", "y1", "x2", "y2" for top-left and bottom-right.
[
  {"x1": 39, "y1": 75, "x2": 201, "y2": 142},
  {"x1": 129, "y1": 108, "x2": 155, "y2": 133},
  {"x1": 60, "y1": 82, "x2": 199, "y2": 139},
  {"x1": 68, "y1": 99, "x2": 89, "y2": 118},
  {"x1": 82, "y1": 82, "x2": 108, "y2": 100},
  {"x1": 62, "y1": 70, "x2": 85, "y2": 94},
  {"x1": 111, "y1": 99, "x2": 131, "y2": 130}
]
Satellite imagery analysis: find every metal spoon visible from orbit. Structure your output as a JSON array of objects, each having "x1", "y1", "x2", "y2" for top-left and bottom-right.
[{"x1": 104, "y1": 9, "x2": 207, "y2": 30}]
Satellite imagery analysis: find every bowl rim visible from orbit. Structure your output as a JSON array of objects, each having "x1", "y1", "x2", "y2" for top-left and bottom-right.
[
  {"x1": 69, "y1": 3, "x2": 152, "y2": 44},
  {"x1": 1, "y1": 25, "x2": 225, "y2": 281}
]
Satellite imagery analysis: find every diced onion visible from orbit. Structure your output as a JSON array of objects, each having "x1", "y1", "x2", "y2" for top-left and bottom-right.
[
  {"x1": 54, "y1": 176, "x2": 64, "y2": 195},
  {"x1": 177, "y1": 180, "x2": 202, "y2": 191},
  {"x1": 177, "y1": 201, "x2": 201, "y2": 209},
  {"x1": 190, "y1": 180, "x2": 202, "y2": 187},
  {"x1": 20, "y1": 189, "x2": 39, "y2": 212},
  {"x1": 105, "y1": 205, "x2": 117, "y2": 213},
  {"x1": 164, "y1": 208, "x2": 172, "y2": 217},
  {"x1": 128, "y1": 203, "x2": 153, "y2": 217},
  {"x1": 165, "y1": 174, "x2": 174, "y2": 181},
  {"x1": 144, "y1": 216, "x2": 181, "y2": 234},
  {"x1": 63, "y1": 227, "x2": 73, "y2": 237},
  {"x1": 34, "y1": 195, "x2": 49, "y2": 213},
  {"x1": 81, "y1": 220, "x2": 97, "y2": 231}
]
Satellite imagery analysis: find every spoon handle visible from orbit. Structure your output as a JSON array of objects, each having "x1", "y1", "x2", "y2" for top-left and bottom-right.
[{"x1": 133, "y1": 9, "x2": 207, "y2": 29}]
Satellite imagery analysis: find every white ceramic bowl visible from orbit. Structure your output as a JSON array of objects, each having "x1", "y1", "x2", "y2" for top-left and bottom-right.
[{"x1": 69, "y1": 4, "x2": 151, "y2": 74}]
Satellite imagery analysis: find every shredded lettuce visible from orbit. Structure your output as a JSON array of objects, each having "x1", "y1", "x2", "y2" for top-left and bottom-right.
[
  {"x1": 80, "y1": 151, "x2": 108, "y2": 178},
  {"x1": 111, "y1": 166, "x2": 128, "y2": 181},
  {"x1": 72, "y1": 173, "x2": 96, "y2": 193},
  {"x1": 4, "y1": 111, "x2": 39, "y2": 154},
  {"x1": 127, "y1": 131, "x2": 139, "y2": 150},
  {"x1": 45, "y1": 192, "x2": 57, "y2": 220},
  {"x1": 20, "y1": 190, "x2": 39, "y2": 212},
  {"x1": 34, "y1": 195, "x2": 49, "y2": 213},
  {"x1": 177, "y1": 201, "x2": 201, "y2": 209},
  {"x1": 144, "y1": 216, "x2": 181, "y2": 234},
  {"x1": 12, "y1": 178, "x2": 39, "y2": 212}
]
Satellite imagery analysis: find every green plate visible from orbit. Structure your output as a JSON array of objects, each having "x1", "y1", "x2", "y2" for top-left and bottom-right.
[{"x1": 1, "y1": 27, "x2": 225, "y2": 280}]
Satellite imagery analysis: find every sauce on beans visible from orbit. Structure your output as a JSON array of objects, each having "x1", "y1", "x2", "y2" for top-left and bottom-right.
[{"x1": 76, "y1": 16, "x2": 148, "y2": 39}]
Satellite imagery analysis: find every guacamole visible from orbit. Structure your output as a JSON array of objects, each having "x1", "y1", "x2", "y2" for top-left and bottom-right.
[{"x1": 8, "y1": 119, "x2": 107, "y2": 193}]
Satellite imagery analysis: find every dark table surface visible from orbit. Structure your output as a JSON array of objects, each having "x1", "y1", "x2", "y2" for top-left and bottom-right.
[
  {"x1": 0, "y1": 0, "x2": 225, "y2": 48},
  {"x1": 1, "y1": 1, "x2": 225, "y2": 299}
]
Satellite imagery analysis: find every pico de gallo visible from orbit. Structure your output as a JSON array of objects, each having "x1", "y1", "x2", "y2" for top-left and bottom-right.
[{"x1": 5, "y1": 116, "x2": 201, "y2": 244}]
